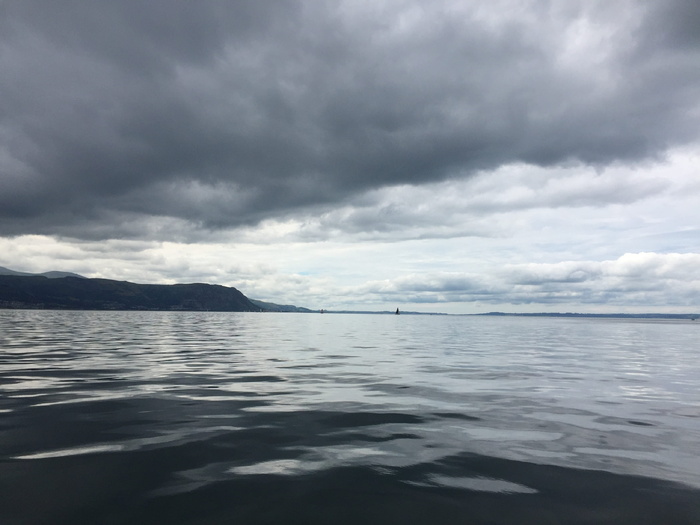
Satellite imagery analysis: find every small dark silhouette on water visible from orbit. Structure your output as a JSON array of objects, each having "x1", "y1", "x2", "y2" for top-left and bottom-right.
[{"x1": 396, "y1": 308, "x2": 400, "y2": 315}]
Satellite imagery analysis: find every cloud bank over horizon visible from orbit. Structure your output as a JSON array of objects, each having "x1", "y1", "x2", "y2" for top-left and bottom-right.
[{"x1": 1, "y1": 1, "x2": 698, "y2": 312}]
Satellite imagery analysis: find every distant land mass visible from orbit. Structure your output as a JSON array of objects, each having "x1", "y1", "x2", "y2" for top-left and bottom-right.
[
  {"x1": 0, "y1": 267, "x2": 325, "y2": 312},
  {"x1": 249, "y1": 299, "x2": 314, "y2": 313},
  {"x1": 326, "y1": 310, "x2": 447, "y2": 315},
  {"x1": 475, "y1": 312, "x2": 699, "y2": 320},
  {"x1": 0, "y1": 265, "x2": 86, "y2": 279},
  {"x1": 0, "y1": 272, "x2": 262, "y2": 312}
]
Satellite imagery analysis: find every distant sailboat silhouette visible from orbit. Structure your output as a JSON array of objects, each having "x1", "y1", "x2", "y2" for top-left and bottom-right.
[{"x1": 395, "y1": 308, "x2": 400, "y2": 315}]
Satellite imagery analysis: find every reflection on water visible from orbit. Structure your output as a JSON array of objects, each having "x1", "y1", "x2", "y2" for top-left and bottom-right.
[{"x1": 1, "y1": 310, "x2": 699, "y2": 524}]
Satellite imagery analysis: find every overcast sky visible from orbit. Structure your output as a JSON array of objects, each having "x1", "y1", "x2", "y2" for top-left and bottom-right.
[{"x1": 1, "y1": 0, "x2": 699, "y2": 313}]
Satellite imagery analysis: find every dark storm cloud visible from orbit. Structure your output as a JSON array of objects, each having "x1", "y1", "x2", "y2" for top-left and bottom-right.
[{"x1": 1, "y1": 0, "x2": 699, "y2": 239}]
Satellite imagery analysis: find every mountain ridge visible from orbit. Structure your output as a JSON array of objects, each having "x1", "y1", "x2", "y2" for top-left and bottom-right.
[
  {"x1": 0, "y1": 265, "x2": 86, "y2": 279},
  {"x1": 0, "y1": 274, "x2": 263, "y2": 312}
]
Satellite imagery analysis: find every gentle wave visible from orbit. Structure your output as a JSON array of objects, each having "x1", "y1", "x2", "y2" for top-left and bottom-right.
[{"x1": 1, "y1": 311, "x2": 699, "y2": 524}]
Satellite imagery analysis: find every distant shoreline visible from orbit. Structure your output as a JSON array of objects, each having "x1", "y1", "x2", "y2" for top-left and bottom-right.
[
  {"x1": 471, "y1": 312, "x2": 698, "y2": 320},
  {"x1": 0, "y1": 307, "x2": 697, "y2": 320},
  {"x1": 284, "y1": 310, "x2": 698, "y2": 319}
]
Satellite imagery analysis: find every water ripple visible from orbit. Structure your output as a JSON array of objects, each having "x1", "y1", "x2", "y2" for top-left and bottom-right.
[{"x1": 1, "y1": 310, "x2": 700, "y2": 523}]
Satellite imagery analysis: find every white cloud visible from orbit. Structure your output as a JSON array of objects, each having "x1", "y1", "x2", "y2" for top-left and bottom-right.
[{"x1": 1, "y1": 141, "x2": 698, "y2": 313}]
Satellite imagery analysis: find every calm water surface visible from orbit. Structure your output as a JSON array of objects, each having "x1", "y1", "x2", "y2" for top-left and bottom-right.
[{"x1": 1, "y1": 311, "x2": 699, "y2": 524}]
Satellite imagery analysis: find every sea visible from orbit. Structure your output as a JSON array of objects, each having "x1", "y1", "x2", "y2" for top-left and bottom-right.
[{"x1": 1, "y1": 310, "x2": 699, "y2": 525}]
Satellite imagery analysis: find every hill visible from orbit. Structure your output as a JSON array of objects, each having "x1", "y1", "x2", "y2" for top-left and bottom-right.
[
  {"x1": 249, "y1": 299, "x2": 314, "y2": 313},
  {"x1": 0, "y1": 275, "x2": 262, "y2": 312},
  {"x1": 0, "y1": 265, "x2": 86, "y2": 279}
]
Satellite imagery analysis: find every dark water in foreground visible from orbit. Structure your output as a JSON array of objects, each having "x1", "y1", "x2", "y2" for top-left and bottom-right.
[{"x1": 1, "y1": 311, "x2": 699, "y2": 524}]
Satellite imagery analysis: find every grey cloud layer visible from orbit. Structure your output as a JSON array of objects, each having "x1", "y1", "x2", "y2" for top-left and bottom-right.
[
  {"x1": 2, "y1": 0, "x2": 699, "y2": 239},
  {"x1": 356, "y1": 253, "x2": 700, "y2": 308}
]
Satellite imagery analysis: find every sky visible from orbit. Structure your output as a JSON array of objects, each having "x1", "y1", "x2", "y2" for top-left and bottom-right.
[{"x1": 1, "y1": 0, "x2": 699, "y2": 313}]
